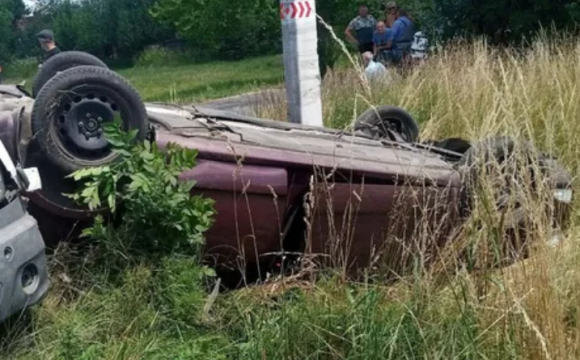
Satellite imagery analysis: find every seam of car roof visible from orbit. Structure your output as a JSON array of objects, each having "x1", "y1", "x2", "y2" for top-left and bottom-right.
[
  {"x1": 164, "y1": 131, "x2": 452, "y2": 173},
  {"x1": 151, "y1": 103, "x2": 454, "y2": 166}
]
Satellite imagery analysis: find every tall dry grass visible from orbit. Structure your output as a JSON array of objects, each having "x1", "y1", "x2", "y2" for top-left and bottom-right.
[
  {"x1": 250, "y1": 36, "x2": 580, "y2": 360},
  {"x1": 258, "y1": 36, "x2": 580, "y2": 169}
]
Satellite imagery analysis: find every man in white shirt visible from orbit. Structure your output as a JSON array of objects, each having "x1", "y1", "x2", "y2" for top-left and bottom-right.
[{"x1": 362, "y1": 51, "x2": 388, "y2": 81}]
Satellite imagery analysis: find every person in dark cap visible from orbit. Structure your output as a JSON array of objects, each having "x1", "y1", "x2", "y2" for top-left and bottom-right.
[{"x1": 36, "y1": 29, "x2": 61, "y2": 63}]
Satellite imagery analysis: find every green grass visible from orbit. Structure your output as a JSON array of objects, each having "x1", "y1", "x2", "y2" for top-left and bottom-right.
[
  {"x1": 117, "y1": 55, "x2": 284, "y2": 103},
  {"x1": 5, "y1": 55, "x2": 285, "y2": 105}
]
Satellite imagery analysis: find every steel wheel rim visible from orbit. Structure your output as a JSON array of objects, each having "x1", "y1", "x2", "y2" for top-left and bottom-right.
[{"x1": 51, "y1": 85, "x2": 128, "y2": 161}]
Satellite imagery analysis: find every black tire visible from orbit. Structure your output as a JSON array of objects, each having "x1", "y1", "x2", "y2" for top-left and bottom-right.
[
  {"x1": 455, "y1": 136, "x2": 538, "y2": 270},
  {"x1": 354, "y1": 106, "x2": 420, "y2": 143},
  {"x1": 458, "y1": 136, "x2": 531, "y2": 206},
  {"x1": 32, "y1": 51, "x2": 108, "y2": 98},
  {"x1": 430, "y1": 137, "x2": 472, "y2": 154},
  {"x1": 31, "y1": 65, "x2": 148, "y2": 174}
]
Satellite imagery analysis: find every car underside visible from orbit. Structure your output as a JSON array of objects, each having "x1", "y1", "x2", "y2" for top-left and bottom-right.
[{"x1": 0, "y1": 51, "x2": 574, "y2": 288}]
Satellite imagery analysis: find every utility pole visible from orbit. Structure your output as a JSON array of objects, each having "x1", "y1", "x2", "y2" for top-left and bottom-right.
[{"x1": 279, "y1": 0, "x2": 324, "y2": 127}]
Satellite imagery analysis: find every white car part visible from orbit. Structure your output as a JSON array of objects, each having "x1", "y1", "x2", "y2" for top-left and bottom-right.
[
  {"x1": 0, "y1": 139, "x2": 41, "y2": 192},
  {"x1": 553, "y1": 189, "x2": 573, "y2": 204}
]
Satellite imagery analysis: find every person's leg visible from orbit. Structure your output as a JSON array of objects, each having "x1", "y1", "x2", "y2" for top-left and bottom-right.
[
  {"x1": 383, "y1": 50, "x2": 401, "y2": 64},
  {"x1": 378, "y1": 50, "x2": 389, "y2": 63}
]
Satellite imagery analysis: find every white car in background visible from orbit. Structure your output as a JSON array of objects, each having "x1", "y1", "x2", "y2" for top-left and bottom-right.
[{"x1": 410, "y1": 31, "x2": 430, "y2": 60}]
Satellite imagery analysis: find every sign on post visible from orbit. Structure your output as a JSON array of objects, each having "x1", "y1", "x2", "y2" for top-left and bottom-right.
[{"x1": 280, "y1": 0, "x2": 323, "y2": 127}]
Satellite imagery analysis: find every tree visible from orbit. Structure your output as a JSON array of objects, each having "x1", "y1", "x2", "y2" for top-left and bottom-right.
[
  {"x1": 0, "y1": 9, "x2": 12, "y2": 63},
  {"x1": 433, "y1": 0, "x2": 580, "y2": 44},
  {"x1": 52, "y1": 0, "x2": 172, "y2": 60},
  {"x1": 0, "y1": 0, "x2": 28, "y2": 63},
  {"x1": 150, "y1": 0, "x2": 280, "y2": 60}
]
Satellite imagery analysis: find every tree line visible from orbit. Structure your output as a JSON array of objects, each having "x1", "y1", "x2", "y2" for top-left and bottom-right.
[{"x1": 2, "y1": 0, "x2": 580, "y2": 67}]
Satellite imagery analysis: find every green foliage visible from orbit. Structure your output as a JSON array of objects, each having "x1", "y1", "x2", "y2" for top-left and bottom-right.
[
  {"x1": 119, "y1": 54, "x2": 283, "y2": 103},
  {"x1": 0, "y1": 10, "x2": 13, "y2": 64},
  {"x1": 150, "y1": 0, "x2": 280, "y2": 60},
  {"x1": 2, "y1": 257, "x2": 230, "y2": 359},
  {"x1": 134, "y1": 46, "x2": 204, "y2": 67},
  {"x1": 66, "y1": 119, "x2": 215, "y2": 256},
  {"x1": 52, "y1": 0, "x2": 173, "y2": 60},
  {"x1": 2, "y1": 57, "x2": 38, "y2": 79},
  {"x1": 0, "y1": 0, "x2": 27, "y2": 64},
  {"x1": 432, "y1": 0, "x2": 580, "y2": 44}
]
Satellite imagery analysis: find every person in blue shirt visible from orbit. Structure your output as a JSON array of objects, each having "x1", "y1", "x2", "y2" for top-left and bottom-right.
[
  {"x1": 384, "y1": 8, "x2": 416, "y2": 64},
  {"x1": 373, "y1": 21, "x2": 393, "y2": 62}
]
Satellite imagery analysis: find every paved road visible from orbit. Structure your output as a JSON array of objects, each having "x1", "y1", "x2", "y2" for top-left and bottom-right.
[{"x1": 195, "y1": 88, "x2": 284, "y2": 117}]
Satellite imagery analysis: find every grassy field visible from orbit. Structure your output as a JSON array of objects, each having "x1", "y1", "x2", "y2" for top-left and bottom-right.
[
  {"x1": 117, "y1": 55, "x2": 284, "y2": 103},
  {"x1": 3, "y1": 37, "x2": 580, "y2": 360},
  {"x1": 5, "y1": 54, "x2": 285, "y2": 104}
]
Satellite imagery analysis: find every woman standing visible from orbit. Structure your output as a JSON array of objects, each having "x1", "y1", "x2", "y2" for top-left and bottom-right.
[{"x1": 384, "y1": 1, "x2": 398, "y2": 21}]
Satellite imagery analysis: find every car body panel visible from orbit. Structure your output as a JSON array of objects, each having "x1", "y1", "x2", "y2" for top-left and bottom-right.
[
  {"x1": 0, "y1": 131, "x2": 48, "y2": 323},
  {"x1": 150, "y1": 104, "x2": 462, "y2": 188},
  {"x1": 307, "y1": 182, "x2": 460, "y2": 273},
  {"x1": 0, "y1": 84, "x2": 573, "y2": 278},
  {"x1": 185, "y1": 160, "x2": 288, "y2": 267},
  {"x1": 146, "y1": 103, "x2": 464, "y2": 272},
  {"x1": 0, "y1": 198, "x2": 48, "y2": 322}
]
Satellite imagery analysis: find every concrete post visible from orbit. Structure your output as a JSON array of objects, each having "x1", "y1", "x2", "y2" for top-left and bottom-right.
[{"x1": 280, "y1": 0, "x2": 324, "y2": 127}]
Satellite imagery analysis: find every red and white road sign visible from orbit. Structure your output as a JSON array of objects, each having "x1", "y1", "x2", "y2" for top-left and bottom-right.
[
  {"x1": 280, "y1": 1, "x2": 312, "y2": 20},
  {"x1": 280, "y1": 0, "x2": 322, "y2": 127}
]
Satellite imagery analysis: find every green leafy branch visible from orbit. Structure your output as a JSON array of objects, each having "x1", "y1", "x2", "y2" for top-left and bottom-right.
[{"x1": 66, "y1": 120, "x2": 215, "y2": 254}]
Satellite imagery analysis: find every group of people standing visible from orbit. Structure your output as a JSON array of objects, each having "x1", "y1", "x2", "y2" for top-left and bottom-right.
[{"x1": 345, "y1": 2, "x2": 415, "y2": 66}]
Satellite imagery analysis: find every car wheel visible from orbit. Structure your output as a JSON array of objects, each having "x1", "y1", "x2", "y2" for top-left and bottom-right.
[
  {"x1": 458, "y1": 136, "x2": 538, "y2": 214},
  {"x1": 455, "y1": 136, "x2": 544, "y2": 267},
  {"x1": 354, "y1": 106, "x2": 420, "y2": 143},
  {"x1": 32, "y1": 51, "x2": 108, "y2": 98},
  {"x1": 31, "y1": 65, "x2": 148, "y2": 175}
]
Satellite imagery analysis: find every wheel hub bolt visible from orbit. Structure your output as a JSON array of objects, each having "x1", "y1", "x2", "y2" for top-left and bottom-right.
[
  {"x1": 97, "y1": 117, "x2": 103, "y2": 123},
  {"x1": 97, "y1": 129, "x2": 103, "y2": 135},
  {"x1": 79, "y1": 122, "x2": 84, "y2": 128},
  {"x1": 86, "y1": 113, "x2": 91, "y2": 119}
]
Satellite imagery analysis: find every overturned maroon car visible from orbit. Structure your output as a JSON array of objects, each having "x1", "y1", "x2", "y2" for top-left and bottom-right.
[{"x1": 0, "y1": 51, "x2": 573, "y2": 283}]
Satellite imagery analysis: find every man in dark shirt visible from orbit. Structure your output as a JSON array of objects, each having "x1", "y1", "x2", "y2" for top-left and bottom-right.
[
  {"x1": 345, "y1": 5, "x2": 377, "y2": 54},
  {"x1": 36, "y1": 30, "x2": 61, "y2": 64}
]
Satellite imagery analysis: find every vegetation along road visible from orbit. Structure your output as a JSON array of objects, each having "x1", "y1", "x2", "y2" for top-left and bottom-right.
[
  {"x1": 2, "y1": 38, "x2": 580, "y2": 360},
  {"x1": 2, "y1": 0, "x2": 580, "y2": 358}
]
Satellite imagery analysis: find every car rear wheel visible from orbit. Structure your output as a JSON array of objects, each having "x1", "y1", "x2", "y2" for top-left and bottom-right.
[
  {"x1": 32, "y1": 51, "x2": 108, "y2": 98},
  {"x1": 456, "y1": 136, "x2": 546, "y2": 268},
  {"x1": 458, "y1": 136, "x2": 538, "y2": 214},
  {"x1": 31, "y1": 65, "x2": 148, "y2": 175},
  {"x1": 354, "y1": 106, "x2": 420, "y2": 143}
]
